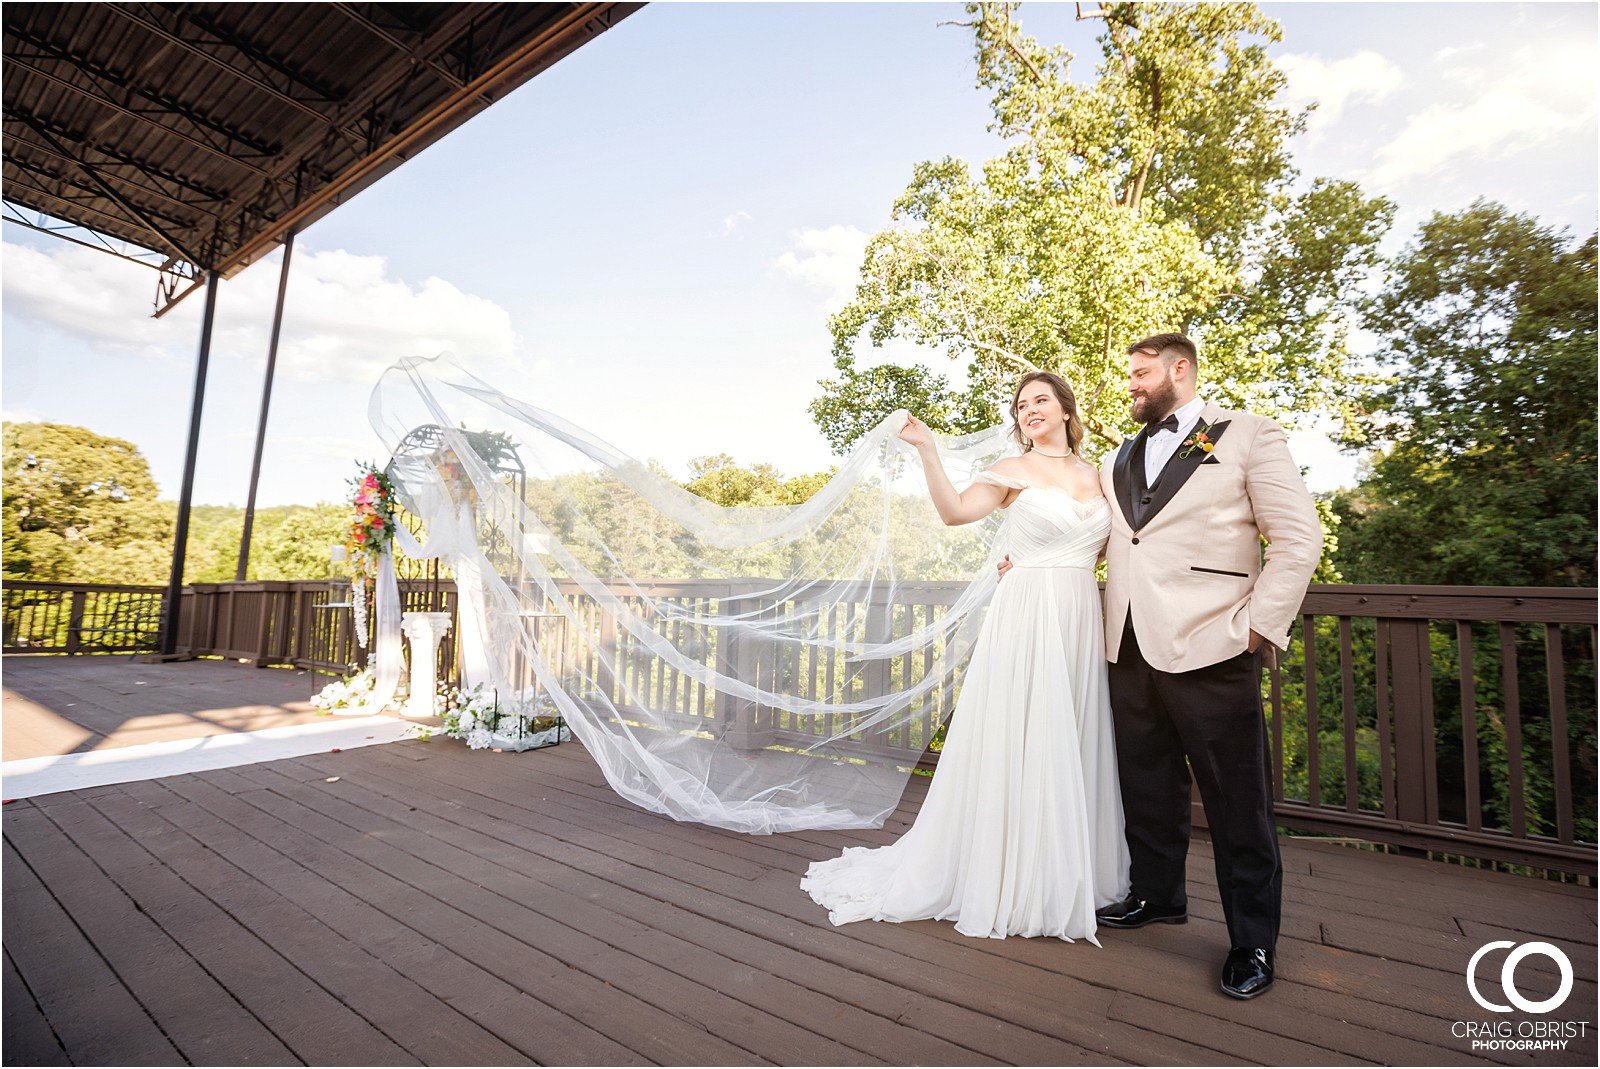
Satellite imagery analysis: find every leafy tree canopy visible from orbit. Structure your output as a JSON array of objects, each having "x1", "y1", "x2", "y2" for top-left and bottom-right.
[
  {"x1": 1333, "y1": 201, "x2": 1597, "y2": 587},
  {"x1": 814, "y1": 1, "x2": 1393, "y2": 457},
  {"x1": 3, "y1": 421, "x2": 171, "y2": 582}
]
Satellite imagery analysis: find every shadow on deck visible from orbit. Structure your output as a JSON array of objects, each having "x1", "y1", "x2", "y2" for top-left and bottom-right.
[{"x1": 3, "y1": 717, "x2": 1596, "y2": 1065}]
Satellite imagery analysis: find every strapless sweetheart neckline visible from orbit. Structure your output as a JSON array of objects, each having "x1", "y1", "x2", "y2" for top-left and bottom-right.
[{"x1": 1012, "y1": 486, "x2": 1110, "y2": 510}]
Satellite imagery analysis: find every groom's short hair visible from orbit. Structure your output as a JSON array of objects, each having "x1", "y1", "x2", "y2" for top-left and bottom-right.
[{"x1": 1128, "y1": 333, "x2": 1198, "y2": 376}]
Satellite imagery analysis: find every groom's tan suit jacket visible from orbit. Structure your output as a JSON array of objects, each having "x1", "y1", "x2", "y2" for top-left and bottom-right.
[{"x1": 1099, "y1": 402, "x2": 1322, "y2": 674}]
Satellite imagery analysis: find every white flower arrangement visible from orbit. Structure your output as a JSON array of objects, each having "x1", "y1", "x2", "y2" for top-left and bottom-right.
[
  {"x1": 311, "y1": 666, "x2": 376, "y2": 713},
  {"x1": 432, "y1": 681, "x2": 569, "y2": 752}
]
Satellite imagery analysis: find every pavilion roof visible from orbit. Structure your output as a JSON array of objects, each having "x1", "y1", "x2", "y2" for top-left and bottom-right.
[{"x1": 2, "y1": 2, "x2": 640, "y2": 313}]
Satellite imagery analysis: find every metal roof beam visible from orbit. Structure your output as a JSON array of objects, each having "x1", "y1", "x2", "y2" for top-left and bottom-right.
[
  {"x1": 4, "y1": 139, "x2": 218, "y2": 218},
  {"x1": 104, "y1": 5, "x2": 340, "y2": 122},
  {"x1": 164, "y1": 6, "x2": 349, "y2": 106},
  {"x1": 3, "y1": 150, "x2": 207, "y2": 230},
  {"x1": 1, "y1": 175, "x2": 176, "y2": 244},
  {"x1": 1, "y1": 107, "x2": 232, "y2": 203},
  {"x1": 201, "y1": 3, "x2": 494, "y2": 251},
  {"x1": 328, "y1": 3, "x2": 468, "y2": 90},
  {"x1": 3, "y1": 55, "x2": 277, "y2": 177},
  {"x1": 105, "y1": 4, "x2": 372, "y2": 163},
  {"x1": 9, "y1": 108, "x2": 207, "y2": 267},
  {"x1": 1, "y1": 200, "x2": 176, "y2": 270},
  {"x1": 6, "y1": 24, "x2": 282, "y2": 161}
]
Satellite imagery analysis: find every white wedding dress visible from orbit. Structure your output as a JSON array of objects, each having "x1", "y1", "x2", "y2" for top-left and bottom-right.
[{"x1": 801, "y1": 471, "x2": 1130, "y2": 942}]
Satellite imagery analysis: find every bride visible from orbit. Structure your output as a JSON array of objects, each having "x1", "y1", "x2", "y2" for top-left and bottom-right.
[{"x1": 801, "y1": 371, "x2": 1130, "y2": 942}]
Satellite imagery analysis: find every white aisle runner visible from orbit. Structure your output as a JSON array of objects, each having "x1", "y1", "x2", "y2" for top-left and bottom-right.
[{"x1": 1, "y1": 715, "x2": 414, "y2": 801}]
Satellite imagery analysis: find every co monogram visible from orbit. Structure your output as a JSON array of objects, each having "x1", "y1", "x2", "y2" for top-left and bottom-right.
[{"x1": 1467, "y1": 941, "x2": 1575, "y2": 1014}]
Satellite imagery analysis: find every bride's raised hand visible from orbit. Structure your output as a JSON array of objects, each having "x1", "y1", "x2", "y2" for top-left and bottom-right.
[{"x1": 898, "y1": 414, "x2": 934, "y2": 449}]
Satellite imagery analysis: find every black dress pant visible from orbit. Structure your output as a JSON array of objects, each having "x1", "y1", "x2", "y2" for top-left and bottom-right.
[{"x1": 1107, "y1": 618, "x2": 1282, "y2": 949}]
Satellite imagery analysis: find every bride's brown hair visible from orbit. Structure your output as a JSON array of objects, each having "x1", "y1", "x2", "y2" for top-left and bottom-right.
[{"x1": 1011, "y1": 371, "x2": 1085, "y2": 455}]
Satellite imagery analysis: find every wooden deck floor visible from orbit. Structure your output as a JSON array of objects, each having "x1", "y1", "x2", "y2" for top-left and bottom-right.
[
  {"x1": 2, "y1": 655, "x2": 332, "y2": 762},
  {"x1": 4, "y1": 730, "x2": 1596, "y2": 1066}
]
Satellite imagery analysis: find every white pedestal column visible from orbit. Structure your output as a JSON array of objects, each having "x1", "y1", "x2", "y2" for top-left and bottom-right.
[{"x1": 400, "y1": 611, "x2": 453, "y2": 719}]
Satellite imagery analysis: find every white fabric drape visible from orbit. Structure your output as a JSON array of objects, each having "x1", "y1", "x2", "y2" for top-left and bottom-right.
[{"x1": 367, "y1": 355, "x2": 1023, "y2": 833}]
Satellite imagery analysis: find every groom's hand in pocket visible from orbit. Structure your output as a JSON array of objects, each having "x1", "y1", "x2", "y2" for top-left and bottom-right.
[
  {"x1": 996, "y1": 553, "x2": 1012, "y2": 581},
  {"x1": 1248, "y1": 628, "x2": 1278, "y2": 668}
]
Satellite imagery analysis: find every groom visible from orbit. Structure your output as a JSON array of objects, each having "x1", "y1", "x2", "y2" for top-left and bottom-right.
[{"x1": 1095, "y1": 333, "x2": 1321, "y2": 1000}]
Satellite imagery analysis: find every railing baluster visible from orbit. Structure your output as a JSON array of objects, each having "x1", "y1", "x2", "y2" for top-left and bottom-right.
[
  {"x1": 65, "y1": 588, "x2": 86, "y2": 655},
  {"x1": 1545, "y1": 624, "x2": 1573, "y2": 845},
  {"x1": 1457, "y1": 620, "x2": 1481, "y2": 832},
  {"x1": 1339, "y1": 616, "x2": 1357, "y2": 812},
  {"x1": 1499, "y1": 622, "x2": 1527, "y2": 839},
  {"x1": 1302, "y1": 614, "x2": 1320, "y2": 808},
  {"x1": 1374, "y1": 619, "x2": 1396, "y2": 818}
]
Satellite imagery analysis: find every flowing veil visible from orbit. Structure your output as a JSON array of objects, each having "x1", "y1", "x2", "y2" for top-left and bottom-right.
[{"x1": 369, "y1": 356, "x2": 1022, "y2": 834}]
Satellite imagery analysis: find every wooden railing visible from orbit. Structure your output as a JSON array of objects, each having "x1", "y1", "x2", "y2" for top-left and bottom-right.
[
  {"x1": 2, "y1": 581, "x2": 166, "y2": 654},
  {"x1": 4, "y1": 578, "x2": 1594, "y2": 873}
]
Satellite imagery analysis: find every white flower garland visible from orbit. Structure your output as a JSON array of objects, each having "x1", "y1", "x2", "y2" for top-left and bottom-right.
[
  {"x1": 311, "y1": 666, "x2": 376, "y2": 712},
  {"x1": 351, "y1": 577, "x2": 369, "y2": 648}
]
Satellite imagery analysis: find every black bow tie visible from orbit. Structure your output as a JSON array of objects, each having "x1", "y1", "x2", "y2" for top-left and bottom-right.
[{"x1": 1146, "y1": 414, "x2": 1180, "y2": 435}]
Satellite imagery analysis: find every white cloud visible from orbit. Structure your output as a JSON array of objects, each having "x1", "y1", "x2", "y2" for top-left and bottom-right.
[
  {"x1": 1366, "y1": 41, "x2": 1598, "y2": 187},
  {"x1": 772, "y1": 225, "x2": 869, "y2": 309},
  {"x1": 0, "y1": 241, "x2": 182, "y2": 361},
  {"x1": 1276, "y1": 50, "x2": 1403, "y2": 129},
  {"x1": 1433, "y1": 44, "x2": 1483, "y2": 63},
  {"x1": 721, "y1": 209, "x2": 753, "y2": 235},
  {"x1": 0, "y1": 240, "x2": 521, "y2": 384}
]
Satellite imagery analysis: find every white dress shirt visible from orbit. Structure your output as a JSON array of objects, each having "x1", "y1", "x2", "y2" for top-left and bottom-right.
[{"x1": 1143, "y1": 395, "x2": 1207, "y2": 485}]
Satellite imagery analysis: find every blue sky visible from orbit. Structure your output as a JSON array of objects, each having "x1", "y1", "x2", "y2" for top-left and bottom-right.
[{"x1": 3, "y1": 1, "x2": 1595, "y2": 506}]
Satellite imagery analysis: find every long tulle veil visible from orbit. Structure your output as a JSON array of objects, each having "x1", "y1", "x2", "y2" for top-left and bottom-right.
[{"x1": 369, "y1": 355, "x2": 1021, "y2": 833}]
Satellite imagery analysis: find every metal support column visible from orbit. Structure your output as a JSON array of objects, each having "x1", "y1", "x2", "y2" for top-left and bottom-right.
[
  {"x1": 235, "y1": 230, "x2": 296, "y2": 581},
  {"x1": 158, "y1": 269, "x2": 220, "y2": 655}
]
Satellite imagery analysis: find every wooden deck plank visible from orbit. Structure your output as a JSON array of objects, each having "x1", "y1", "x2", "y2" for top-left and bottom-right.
[
  {"x1": 2, "y1": 947, "x2": 70, "y2": 1068},
  {"x1": 1, "y1": 837, "x2": 184, "y2": 1066},
  {"x1": 95, "y1": 777, "x2": 486, "y2": 1069},
  {"x1": 253, "y1": 756, "x2": 1041, "y2": 1068},
  {"x1": 124, "y1": 775, "x2": 663, "y2": 1068},
  {"x1": 1108, "y1": 991, "x2": 1372, "y2": 1066},
  {"x1": 156, "y1": 768, "x2": 762, "y2": 1067},
  {"x1": 14, "y1": 800, "x2": 302, "y2": 1066},
  {"x1": 80, "y1": 787, "x2": 434, "y2": 1067},
  {"x1": 529, "y1": 739, "x2": 1598, "y2": 950},
  {"x1": 223, "y1": 762, "x2": 903, "y2": 1067},
  {"x1": 3, "y1": 656, "x2": 328, "y2": 762},
  {"x1": 115, "y1": 779, "x2": 565, "y2": 1067}
]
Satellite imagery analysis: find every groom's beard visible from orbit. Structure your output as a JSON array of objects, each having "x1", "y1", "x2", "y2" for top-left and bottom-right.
[{"x1": 1130, "y1": 375, "x2": 1179, "y2": 427}]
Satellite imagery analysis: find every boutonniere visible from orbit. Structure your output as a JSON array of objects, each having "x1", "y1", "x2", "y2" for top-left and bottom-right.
[{"x1": 1179, "y1": 420, "x2": 1217, "y2": 460}]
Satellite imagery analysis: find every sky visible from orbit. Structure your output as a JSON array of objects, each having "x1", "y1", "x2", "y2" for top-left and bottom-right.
[{"x1": 2, "y1": 1, "x2": 1596, "y2": 507}]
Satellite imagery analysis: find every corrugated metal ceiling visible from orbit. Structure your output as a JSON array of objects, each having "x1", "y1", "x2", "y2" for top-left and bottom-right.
[{"x1": 2, "y1": 2, "x2": 640, "y2": 312}]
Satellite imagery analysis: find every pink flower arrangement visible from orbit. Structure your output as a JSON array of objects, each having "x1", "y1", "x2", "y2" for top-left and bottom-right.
[{"x1": 345, "y1": 463, "x2": 397, "y2": 583}]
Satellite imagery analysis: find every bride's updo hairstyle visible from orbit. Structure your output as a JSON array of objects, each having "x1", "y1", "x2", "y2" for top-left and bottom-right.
[{"x1": 1010, "y1": 371, "x2": 1085, "y2": 455}]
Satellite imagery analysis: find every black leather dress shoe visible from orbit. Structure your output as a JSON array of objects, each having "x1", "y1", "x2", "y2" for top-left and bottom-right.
[
  {"x1": 1095, "y1": 892, "x2": 1188, "y2": 929},
  {"x1": 1221, "y1": 946, "x2": 1275, "y2": 999}
]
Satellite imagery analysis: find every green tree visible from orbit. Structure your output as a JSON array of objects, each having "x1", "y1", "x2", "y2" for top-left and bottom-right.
[
  {"x1": 682, "y1": 454, "x2": 837, "y2": 507},
  {"x1": 2, "y1": 421, "x2": 172, "y2": 582},
  {"x1": 245, "y1": 504, "x2": 349, "y2": 580},
  {"x1": 1334, "y1": 201, "x2": 1597, "y2": 588},
  {"x1": 1326, "y1": 202, "x2": 1598, "y2": 848},
  {"x1": 814, "y1": 1, "x2": 1392, "y2": 455}
]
